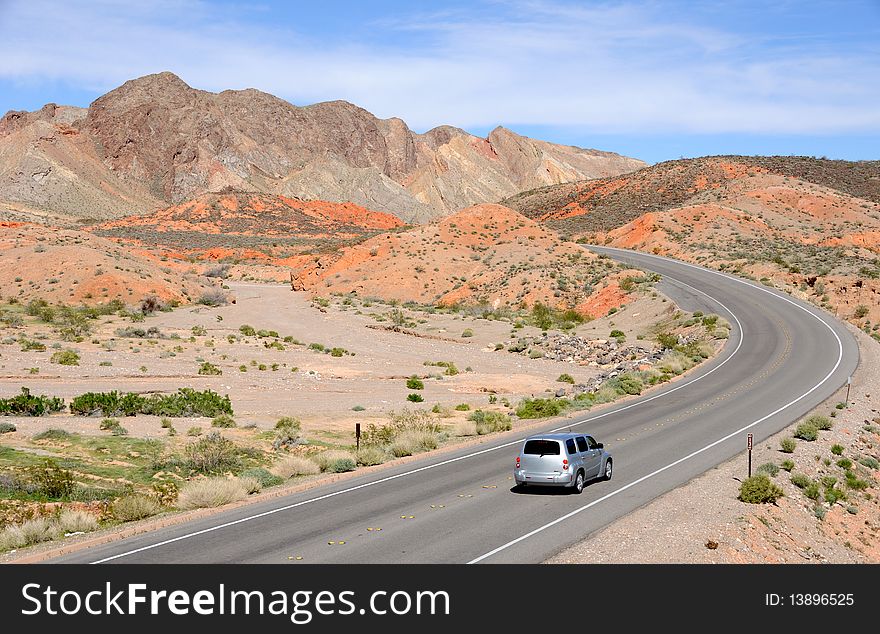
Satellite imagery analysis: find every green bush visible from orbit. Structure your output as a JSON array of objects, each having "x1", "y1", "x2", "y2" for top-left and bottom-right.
[
  {"x1": 608, "y1": 373, "x2": 643, "y2": 396},
  {"x1": 807, "y1": 414, "x2": 832, "y2": 431},
  {"x1": 825, "y1": 487, "x2": 847, "y2": 504},
  {"x1": 516, "y1": 397, "x2": 568, "y2": 419},
  {"x1": 406, "y1": 376, "x2": 425, "y2": 390},
  {"x1": 858, "y1": 456, "x2": 879, "y2": 470},
  {"x1": 50, "y1": 349, "x2": 80, "y2": 366},
  {"x1": 31, "y1": 459, "x2": 75, "y2": 498},
  {"x1": 0, "y1": 388, "x2": 64, "y2": 416},
  {"x1": 32, "y1": 429, "x2": 72, "y2": 441},
  {"x1": 461, "y1": 329, "x2": 474, "y2": 338},
  {"x1": 407, "y1": 393, "x2": 424, "y2": 403},
  {"x1": 790, "y1": 473, "x2": 813, "y2": 489},
  {"x1": 198, "y1": 362, "x2": 222, "y2": 376},
  {"x1": 454, "y1": 403, "x2": 470, "y2": 411},
  {"x1": 272, "y1": 455, "x2": 320, "y2": 479},
  {"x1": 794, "y1": 422, "x2": 819, "y2": 441},
  {"x1": 557, "y1": 373, "x2": 575, "y2": 384},
  {"x1": 657, "y1": 332, "x2": 679, "y2": 350},
  {"x1": 756, "y1": 462, "x2": 779, "y2": 477},
  {"x1": 780, "y1": 437, "x2": 797, "y2": 453},
  {"x1": 239, "y1": 325, "x2": 256, "y2": 336},
  {"x1": 844, "y1": 471, "x2": 870, "y2": 490},
  {"x1": 804, "y1": 483, "x2": 820, "y2": 500},
  {"x1": 781, "y1": 459, "x2": 795, "y2": 471},
  {"x1": 239, "y1": 467, "x2": 284, "y2": 488},
  {"x1": 70, "y1": 389, "x2": 232, "y2": 418},
  {"x1": 185, "y1": 431, "x2": 241, "y2": 474},
  {"x1": 836, "y1": 458, "x2": 853, "y2": 470},
  {"x1": 0, "y1": 422, "x2": 15, "y2": 433},
  {"x1": 211, "y1": 414, "x2": 236, "y2": 428},
  {"x1": 468, "y1": 410, "x2": 512, "y2": 434},
  {"x1": 316, "y1": 450, "x2": 357, "y2": 473},
  {"x1": 831, "y1": 444, "x2": 844, "y2": 455},
  {"x1": 610, "y1": 329, "x2": 625, "y2": 338},
  {"x1": 738, "y1": 475, "x2": 783, "y2": 504},
  {"x1": 112, "y1": 495, "x2": 161, "y2": 521}
]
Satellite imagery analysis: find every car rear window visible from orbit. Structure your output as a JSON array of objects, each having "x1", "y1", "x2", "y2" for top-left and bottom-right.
[{"x1": 523, "y1": 440, "x2": 561, "y2": 455}]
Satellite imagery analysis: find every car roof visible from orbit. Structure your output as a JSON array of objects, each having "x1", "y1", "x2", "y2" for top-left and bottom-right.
[{"x1": 524, "y1": 433, "x2": 588, "y2": 441}]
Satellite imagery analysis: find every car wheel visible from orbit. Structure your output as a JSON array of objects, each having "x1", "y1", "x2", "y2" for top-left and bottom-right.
[
  {"x1": 603, "y1": 459, "x2": 613, "y2": 481},
  {"x1": 573, "y1": 471, "x2": 585, "y2": 494}
]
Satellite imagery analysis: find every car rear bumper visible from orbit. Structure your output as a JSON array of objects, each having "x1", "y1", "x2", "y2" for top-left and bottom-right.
[{"x1": 514, "y1": 470, "x2": 574, "y2": 486}]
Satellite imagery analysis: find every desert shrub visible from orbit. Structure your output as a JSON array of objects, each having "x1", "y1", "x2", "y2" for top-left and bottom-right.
[
  {"x1": 59, "y1": 509, "x2": 99, "y2": 534},
  {"x1": 238, "y1": 476, "x2": 263, "y2": 495},
  {"x1": 844, "y1": 471, "x2": 870, "y2": 490},
  {"x1": 461, "y1": 329, "x2": 474, "y2": 338},
  {"x1": 807, "y1": 414, "x2": 832, "y2": 431},
  {"x1": 825, "y1": 486, "x2": 847, "y2": 504},
  {"x1": 204, "y1": 264, "x2": 230, "y2": 279},
  {"x1": 0, "y1": 388, "x2": 64, "y2": 416},
  {"x1": 239, "y1": 325, "x2": 256, "y2": 336},
  {"x1": 272, "y1": 455, "x2": 320, "y2": 479},
  {"x1": 454, "y1": 403, "x2": 470, "y2": 411},
  {"x1": 0, "y1": 422, "x2": 15, "y2": 433},
  {"x1": 608, "y1": 373, "x2": 643, "y2": 396},
  {"x1": 516, "y1": 397, "x2": 568, "y2": 419},
  {"x1": 1, "y1": 517, "x2": 59, "y2": 549},
  {"x1": 757, "y1": 462, "x2": 779, "y2": 477},
  {"x1": 406, "y1": 393, "x2": 424, "y2": 403},
  {"x1": 31, "y1": 459, "x2": 75, "y2": 498},
  {"x1": 469, "y1": 410, "x2": 512, "y2": 434},
  {"x1": 356, "y1": 445, "x2": 387, "y2": 466},
  {"x1": 423, "y1": 360, "x2": 459, "y2": 375},
  {"x1": 50, "y1": 349, "x2": 80, "y2": 366},
  {"x1": 738, "y1": 475, "x2": 783, "y2": 503},
  {"x1": 804, "y1": 483, "x2": 820, "y2": 500},
  {"x1": 315, "y1": 450, "x2": 357, "y2": 473},
  {"x1": 211, "y1": 414, "x2": 236, "y2": 428},
  {"x1": 397, "y1": 430, "x2": 439, "y2": 454},
  {"x1": 858, "y1": 456, "x2": 879, "y2": 470},
  {"x1": 273, "y1": 418, "x2": 302, "y2": 451},
  {"x1": 831, "y1": 444, "x2": 844, "y2": 455},
  {"x1": 790, "y1": 473, "x2": 813, "y2": 489},
  {"x1": 111, "y1": 495, "x2": 161, "y2": 522},
  {"x1": 780, "y1": 437, "x2": 797, "y2": 453},
  {"x1": 657, "y1": 332, "x2": 679, "y2": 350},
  {"x1": 794, "y1": 422, "x2": 819, "y2": 441},
  {"x1": 781, "y1": 459, "x2": 795, "y2": 472},
  {"x1": 178, "y1": 478, "x2": 247, "y2": 510},
  {"x1": 406, "y1": 376, "x2": 425, "y2": 390},
  {"x1": 359, "y1": 409, "x2": 441, "y2": 447},
  {"x1": 32, "y1": 428, "x2": 72, "y2": 441},
  {"x1": 196, "y1": 289, "x2": 228, "y2": 306},
  {"x1": 139, "y1": 295, "x2": 166, "y2": 315},
  {"x1": 185, "y1": 431, "x2": 241, "y2": 474},
  {"x1": 116, "y1": 326, "x2": 162, "y2": 339},
  {"x1": 100, "y1": 418, "x2": 127, "y2": 435},
  {"x1": 198, "y1": 362, "x2": 222, "y2": 376},
  {"x1": 70, "y1": 389, "x2": 232, "y2": 417},
  {"x1": 238, "y1": 467, "x2": 283, "y2": 489},
  {"x1": 352, "y1": 405, "x2": 366, "y2": 412},
  {"x1": 187, "y1": 426, "x2": 203, "y2": 437},
  {"x1": 557, "y1": 373, "x2": 575, "y2": 384},
  {"x1": 454, "y1": 420, "x2": 477, "y2": 436}
]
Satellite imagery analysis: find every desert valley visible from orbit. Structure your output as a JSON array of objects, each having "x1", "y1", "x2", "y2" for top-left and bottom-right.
[{"x1": 0, "y1": 73, "x2": 878, "y2": 564}]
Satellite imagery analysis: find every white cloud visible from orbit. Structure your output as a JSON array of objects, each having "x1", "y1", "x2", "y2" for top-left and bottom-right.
[{"x1": 0, "y1": 0, "x2": 878, "y2": 134}]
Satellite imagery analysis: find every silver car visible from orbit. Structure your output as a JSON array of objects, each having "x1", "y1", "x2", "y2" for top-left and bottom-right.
[{"x1": 513, "y1": 433, "x2": 612, "y2": 493}]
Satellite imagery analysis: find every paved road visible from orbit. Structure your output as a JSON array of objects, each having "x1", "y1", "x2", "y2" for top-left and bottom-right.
[{"x1": 51, "y1": 248, "x2": 859, "y2": 564}]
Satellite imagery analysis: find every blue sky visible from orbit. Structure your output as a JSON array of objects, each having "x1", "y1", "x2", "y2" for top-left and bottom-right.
[{"x1": 0, "y1": 0, "x2": 878, "y2": 164}]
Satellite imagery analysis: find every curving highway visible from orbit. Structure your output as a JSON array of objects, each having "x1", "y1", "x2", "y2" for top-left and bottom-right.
[{"x1": 49, "y1": 248, "x2": 859, "y2": 564}]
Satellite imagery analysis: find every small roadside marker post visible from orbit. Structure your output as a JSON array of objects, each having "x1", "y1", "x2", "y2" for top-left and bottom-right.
[
  {"x1": 845, "y1": 375, "x2": 852, "y2": 406},
  {"x1": 747, "y1": 433, "x2": 753, "y2": 478},
  {"x1": 356, "y1": 423, "x2": 361, "y2": 453}
]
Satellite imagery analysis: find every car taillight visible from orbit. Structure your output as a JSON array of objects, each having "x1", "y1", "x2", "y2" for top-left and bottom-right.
[
  {"x1": 515, "y1": 457, "x2": 520, "y2": 468},
  {"x1": 562, "y1": 459, "x2": 569, "y2": 471}
]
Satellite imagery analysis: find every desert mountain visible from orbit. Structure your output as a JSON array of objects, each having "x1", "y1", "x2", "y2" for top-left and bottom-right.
[
  {"x1": 0, "y1": 72, "x2": 645, "y2": 224},
  {"x1": 0, "y1": 220, "x2": 215, "y2": 306},
  {"x1": 290, "y1": 203, "x2": 645, "y2": 317},
  {"x1": 505, "y1": 156, "x2": 880, "y2": 331}
]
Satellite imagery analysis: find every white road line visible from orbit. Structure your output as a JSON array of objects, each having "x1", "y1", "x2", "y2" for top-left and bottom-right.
[
  {"x1": 89, "y1": 270, "x2": 742, "y2": 564},
  {"x1": 467, "y1": 248, "x2": 846, "y2": 563}
]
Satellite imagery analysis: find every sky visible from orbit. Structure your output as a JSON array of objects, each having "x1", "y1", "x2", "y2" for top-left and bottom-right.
[{"x1": 0, "y1": 0, "x2": 878, "y2": 164}]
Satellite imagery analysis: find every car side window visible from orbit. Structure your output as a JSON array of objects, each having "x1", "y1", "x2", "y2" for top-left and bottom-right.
[
  {"x1": 575, "y1": 436, "x2": 589, "y2": 452},
  {"x1": 586, "y1": 436, "x2": 598, "y2": 450},
  {"x1": 565, "y1": 439, "x2": 577, "y2": 454}
]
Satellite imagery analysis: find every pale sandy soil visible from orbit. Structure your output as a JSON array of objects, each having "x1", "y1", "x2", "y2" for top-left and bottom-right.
[
  {"x1": 549, "y1": 327, "x2": 880, "y2": 564},
  {"x1": 0, "y1": 282, "x2": 674, "y2": 441}
]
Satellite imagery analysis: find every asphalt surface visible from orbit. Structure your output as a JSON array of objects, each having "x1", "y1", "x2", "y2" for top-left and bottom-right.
[{"x1": 50, "y1": 248, "x2": 859, "y2": 564}]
